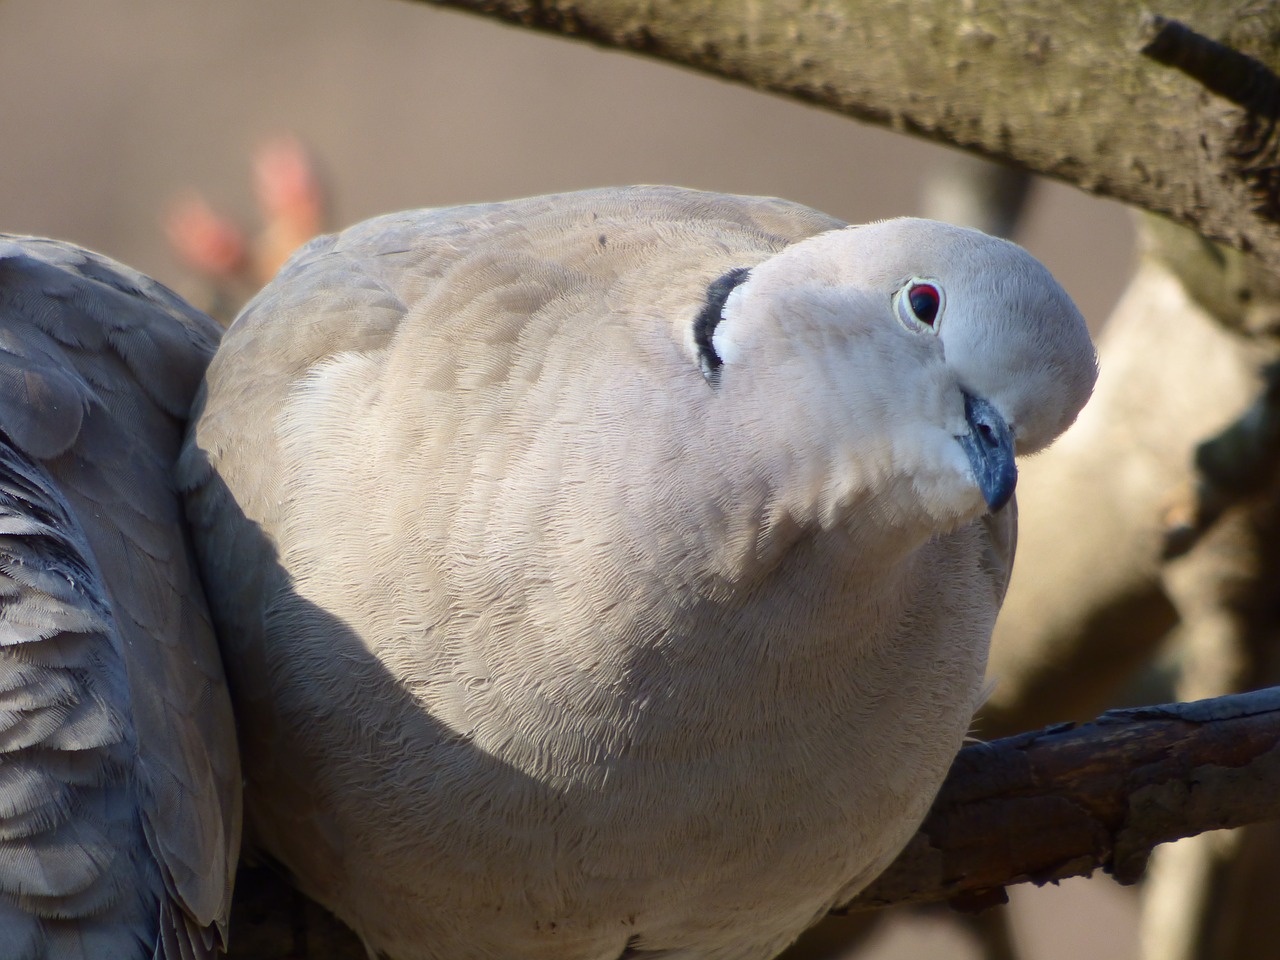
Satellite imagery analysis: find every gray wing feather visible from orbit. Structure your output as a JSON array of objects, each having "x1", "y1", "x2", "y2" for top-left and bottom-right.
[{"x1": 0, "y1": 237, "x2": 240, "y2": 959}]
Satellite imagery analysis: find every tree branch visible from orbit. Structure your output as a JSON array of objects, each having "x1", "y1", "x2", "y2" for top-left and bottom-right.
[
  {"x1": 400, "y1": 0, "x2": 1280, "y2": 266},
  {"x1": 843, "y1": 686, "x2": 1280, "y2": 912}
]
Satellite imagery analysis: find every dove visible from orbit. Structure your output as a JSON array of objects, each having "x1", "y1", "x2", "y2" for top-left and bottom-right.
[
  {"x1": 179, "y1": 185, "x2": 1096, "y2": 960},
  {"x1": 0, "y1": 237, "x2": 241, "y2": 958}
]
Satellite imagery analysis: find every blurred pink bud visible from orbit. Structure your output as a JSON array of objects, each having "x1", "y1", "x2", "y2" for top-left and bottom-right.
[{"x1": 166, "y1": 194, "x2": 248, "y2": 280}]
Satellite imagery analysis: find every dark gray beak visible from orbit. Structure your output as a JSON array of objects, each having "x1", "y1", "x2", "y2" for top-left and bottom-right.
[{"x1": 957, "y1": 393, "x2": 1016, "y2": 513}]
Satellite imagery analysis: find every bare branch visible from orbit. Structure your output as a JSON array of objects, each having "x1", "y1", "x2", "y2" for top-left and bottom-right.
[
  {"x1": 399, "y1": 0, "x2": 1280, "y2": 266},
  {"x1": 844, "y1": 687, "x2": 1280, "y2": 912}
]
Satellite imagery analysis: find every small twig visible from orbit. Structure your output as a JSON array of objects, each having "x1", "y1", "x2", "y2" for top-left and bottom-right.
[
  {"x1": 1137, "y1": 15, "x2": 1280, "y2": 119},
  {"x1": 843, "y1": 687, "x2": 1280, "y2": 912}
]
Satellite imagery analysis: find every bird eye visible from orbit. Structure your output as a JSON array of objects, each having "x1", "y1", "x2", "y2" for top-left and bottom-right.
[{"x1": 894, "y1": 279, "x2": 944, "y2": 334}]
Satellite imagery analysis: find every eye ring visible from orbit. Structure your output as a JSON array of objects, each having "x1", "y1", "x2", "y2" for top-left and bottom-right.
[{"x1": 894, "y1": 278, "x2": 944, "y2": 334}]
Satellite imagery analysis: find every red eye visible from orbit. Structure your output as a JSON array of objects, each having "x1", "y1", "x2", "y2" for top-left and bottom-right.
[
  {"x1": 895, "y1": 278, "x2": 945, "y2": 334},
  {"x1": 907, "y1": 283, "x2": 941, "y2": 326}
]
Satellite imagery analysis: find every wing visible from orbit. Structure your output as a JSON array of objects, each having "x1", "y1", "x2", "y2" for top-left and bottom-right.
[{"x1": 0, "y1": 237, "x2": 240, "y2": 958}]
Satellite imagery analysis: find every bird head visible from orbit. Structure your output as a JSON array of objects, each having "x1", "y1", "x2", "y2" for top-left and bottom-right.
[{"x1": 698, "y1": 217, "x2": 1097, "y2": 533}]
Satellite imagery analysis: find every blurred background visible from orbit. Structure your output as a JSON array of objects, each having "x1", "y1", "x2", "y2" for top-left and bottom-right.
[
  {"x1": 0, "y1": 1, "x2": 1142, "y2": 957},
  {"x1": 0, "y1": 0, "x2": 1132, "y2": 323}
]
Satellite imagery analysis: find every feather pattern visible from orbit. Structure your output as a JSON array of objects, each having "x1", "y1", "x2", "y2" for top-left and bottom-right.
[{"x1": 0, "y1": 237, "x2": 239, "y2": 959}]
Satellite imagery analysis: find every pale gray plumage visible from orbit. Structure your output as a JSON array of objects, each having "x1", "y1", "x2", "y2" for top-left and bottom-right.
[
  {"x1": 0, "y1": 237, "x2": 240, "y2": 959},
  {"x1": 179, "y1": 185, "x2": 1096, "y2": 960}
]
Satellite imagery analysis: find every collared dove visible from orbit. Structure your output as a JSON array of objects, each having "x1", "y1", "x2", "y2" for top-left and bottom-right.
[
  {"x1": 0, "y1": 237, "x2": 240, "y2": 958},
  {"x1": 180, "y1": 185, "x2": 1096, "y2": 960}
]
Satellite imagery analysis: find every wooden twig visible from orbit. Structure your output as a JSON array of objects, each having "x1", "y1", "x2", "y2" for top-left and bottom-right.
[{"x1": 845, "y1": 688, "x2": 1280, "y2": 912}]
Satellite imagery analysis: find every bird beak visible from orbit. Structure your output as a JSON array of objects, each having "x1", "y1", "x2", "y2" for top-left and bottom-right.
[{"x1": 957, "y1": 393, "x2": 1017, "y2": 513}]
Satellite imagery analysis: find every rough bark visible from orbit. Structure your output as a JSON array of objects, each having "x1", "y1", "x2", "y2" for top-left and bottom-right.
[
  {"x1": 844, "y1": 687, "x2": 1280, "y2": 913},
  {"x1": 399, "y1": 0, "x2": 1280, "y2": 266}
]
